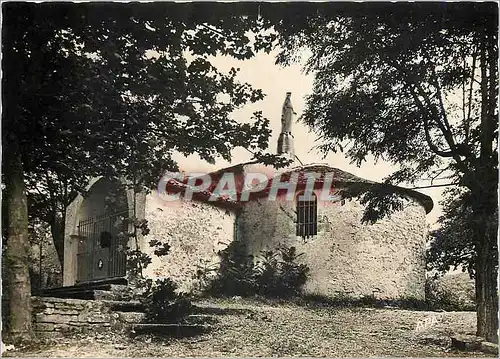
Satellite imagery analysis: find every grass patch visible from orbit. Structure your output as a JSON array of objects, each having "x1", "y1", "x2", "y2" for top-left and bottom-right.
[
  {"x1": 8, "y1": 297, "x2": 483, "y2": 357},
  {"x1": 296, "y1": 293, "x2": 431, "y2": 310}
]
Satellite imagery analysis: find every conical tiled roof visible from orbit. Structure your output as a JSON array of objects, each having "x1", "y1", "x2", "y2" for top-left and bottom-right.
[
  {"x1": 270, "y1": 164, "x2": 433, "y2": 213},
  {"x1": 161, "y1": 163, "x2": 433, "y2": 213}
]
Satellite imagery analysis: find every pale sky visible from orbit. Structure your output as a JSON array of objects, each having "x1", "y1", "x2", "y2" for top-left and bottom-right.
[{"x1": 172, "y1": 50, "x2": 447, "y2": 226}]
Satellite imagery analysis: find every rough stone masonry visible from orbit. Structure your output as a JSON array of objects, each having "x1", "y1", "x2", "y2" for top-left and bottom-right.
[{"x1": 32, "y1": 296, "x2": 144, "y2": 337}]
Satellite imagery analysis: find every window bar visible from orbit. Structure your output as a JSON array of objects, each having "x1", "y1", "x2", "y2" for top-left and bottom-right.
[
  {"x1": 305, "y1": 200, "x2": 309, "y2": 238},
  {"x1": 301, "y1": 199, "x2": 304, "y2": 237},
  {"x1": 313, "y1": 196, "x2": 318, "y2": 235}
]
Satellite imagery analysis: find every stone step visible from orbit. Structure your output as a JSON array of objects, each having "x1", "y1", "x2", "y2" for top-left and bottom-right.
[
  {"x1": 93, "y1": 290, "x2": 120, "y2": 300},
  {"x1": 45, "y1": 284, "x2": 127, "y2": 294},
  {"x1": 100, "y1": 300, "x2": 145, "y2": 312},
  {"x1": 131, "y1": 323, "x2": 212, "y2": 337},
  {"x1": 480, "y1": 341, "x2": 499, "y2": 355},
  {"x1": 40, "y1": 278, "x2": 127, "y2": 296},
  {"x1": 41, "y1": 286, "x2": 130, "y2": 301},
  {"x1": 40, "y1": 290, "x2": 96, "y2": 300},
  {"x1": 115, "y1": 311, "x2": 146, "y2": 324}
]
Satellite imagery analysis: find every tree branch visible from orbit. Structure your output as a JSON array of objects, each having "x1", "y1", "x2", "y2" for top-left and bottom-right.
[
  {"x1": 465, "y1": 45, "x2": 478, "y2": 144},
  {"x1": 389, "y1": 59, "x2": 470, "y2": 173},
  {"x1": 199, "y1": 23, "x2": 227, "y2": 38},
  {"x1": 44, "y1": 171, "x2": 58, "y2": 217},
  {"x1": 410, "y1": 183, "x2": 458, "y2": 190},
  {"x1": 479, "y1": 31, "x2": 491, "y2": 160},
  {"x1": 411, "y1": 79, "x2": 458, "y2": 153},
  {"x1": 406, "y1": 85, "x2": 454, "y2": 157},
  {"x1": 425, "y1": 54, "x2": 453, "y2": 135},
  {"x1": 428, "y1": 167, "x2": 450, "y2": 185}
]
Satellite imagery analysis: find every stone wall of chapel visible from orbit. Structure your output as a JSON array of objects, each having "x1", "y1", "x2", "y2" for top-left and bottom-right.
[
  {"x1": 142, "y1": 192, "x2": 236, "y2": 292},
  {"x1": 239, "y1": 192, "x2": 428, "y2": 300}
]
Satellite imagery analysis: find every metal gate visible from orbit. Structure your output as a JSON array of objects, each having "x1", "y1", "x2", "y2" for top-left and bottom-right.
[{"x1": 76, "y1": 210, "x2": 128, "y2": 283}]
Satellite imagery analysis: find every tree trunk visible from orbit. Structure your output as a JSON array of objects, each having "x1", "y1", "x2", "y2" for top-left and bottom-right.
[
  {"x1": 474, "y1": 23, "x2": 498, "y2": 344},
  {"x1": 4, "y1": 139, "x2": 33, "y2": 340},
  {"x1": 472, "y1": 185, "x2": 498, "y2": 343},
  {"x1": 475, "y1": 224, "x2": 498, "y2": 343},
  {"x1": 50, "y1": 214, "x2": 65, "y2": 271}
]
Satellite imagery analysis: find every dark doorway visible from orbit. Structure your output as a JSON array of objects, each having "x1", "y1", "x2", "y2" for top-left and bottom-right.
[{"x1": 76, "y1": 210, "x2": 128, "y2": 283}]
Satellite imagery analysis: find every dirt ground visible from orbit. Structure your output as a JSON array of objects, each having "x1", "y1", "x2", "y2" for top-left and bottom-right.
[{"x1": 5, "y1": 298, "x2": 494, "y2": 357}]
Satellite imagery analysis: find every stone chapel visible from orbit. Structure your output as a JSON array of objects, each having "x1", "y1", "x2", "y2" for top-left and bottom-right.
[{"x1": 62, "y1": 93, "x2": 433, "y2": 300}]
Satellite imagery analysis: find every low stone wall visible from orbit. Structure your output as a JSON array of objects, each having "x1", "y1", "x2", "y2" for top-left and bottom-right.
[{"x1": 32, "y1": 296, "x2": 141, "y2": 337}]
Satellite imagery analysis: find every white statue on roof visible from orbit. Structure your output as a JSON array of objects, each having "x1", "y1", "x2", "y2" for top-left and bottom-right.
[
  {"x1": 277, "y1": 92, "x2": 296, "y2": 159},
  {"x1": 281, "y1": 92, "x2": 296, "y2": 134}
]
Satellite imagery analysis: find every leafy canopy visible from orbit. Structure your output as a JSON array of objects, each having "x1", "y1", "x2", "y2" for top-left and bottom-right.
[
  {"x1": 266, "y1": 3, "x2": 497, "y2": 190},
  {"x1": 2, "y1": 2, "x2": 282, "y2": 262},
  {"x1": 3, "y1": 3, "x2": 279, "y2": 187},
  {"x1": 259, "y1": 2, "x2": 498, "y2": 264}
]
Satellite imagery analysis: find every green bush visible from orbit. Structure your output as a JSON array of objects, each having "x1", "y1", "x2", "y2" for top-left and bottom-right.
[
  {"x1": 255, "y1": 250, "x2": 280, "y2": 296},
  {"x1": 142, "y1": 278, "x2": 193, "y2": 323},
  {"x1": 205, "y1": 240, "x2": 258, "y2": 297},
  {"x1": 205, "y1": 241, "x2": 310, "y2": 298},
  {"x1": 425, "y1": 273, "x2": 475, "y2": 311},
  {"x1": 255, "y1": 246, "x2": 309, "y2": 297}
]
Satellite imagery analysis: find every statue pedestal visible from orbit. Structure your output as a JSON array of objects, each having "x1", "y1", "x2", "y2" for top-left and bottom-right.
[{"x1": 277, "y1": 132, "x2": 294, "y2": 157}]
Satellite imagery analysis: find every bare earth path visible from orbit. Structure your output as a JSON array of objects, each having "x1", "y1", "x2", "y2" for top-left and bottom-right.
[{"x1": 6, "y1": 298, "x2": 492, "y2": 357}]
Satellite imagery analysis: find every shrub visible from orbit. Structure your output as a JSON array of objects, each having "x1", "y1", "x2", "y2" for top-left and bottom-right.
[
  {"x1": 255, "y1": 246, "x2": 309, "y2": 297},
  {"x1": 142, "y1": 278, "x2": 193, "y2": 323},
  {"x1": 276, "y1": 246, "x2": 310, "y2": 297},
  {"x1": 254, "y1": 250, "x2": 280, "y2": 296},
  {"x1": 425, "y1": 273, "x2": 475, "y2": 311},
  {"x1": 205, "y1": 241, "x2": 310, "y2": 298},
  {"x1": 206, "y1": 240, "x2": 258, "y2": 297}
]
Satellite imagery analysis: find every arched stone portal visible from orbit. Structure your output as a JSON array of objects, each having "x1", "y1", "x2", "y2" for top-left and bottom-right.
[{"x1": 63, "y1": 178, "x2": 132, "y2": 286}]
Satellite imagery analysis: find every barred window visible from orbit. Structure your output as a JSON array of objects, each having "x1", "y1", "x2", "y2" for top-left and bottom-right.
[
  {"x1": 234, "y1": 214, "x2": 241, "y2": 242},
  {"x1": 296, "y1": 192, "x2": 317, "y2": 238}
]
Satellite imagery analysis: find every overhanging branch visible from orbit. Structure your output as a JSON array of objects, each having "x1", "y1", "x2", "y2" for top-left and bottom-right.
[
  {"x1": 410, "y1": 183, "x2": 458, "y2": 190},
  {"x1": 388, "y1": 60, "x2": 470, "y2": 173}
]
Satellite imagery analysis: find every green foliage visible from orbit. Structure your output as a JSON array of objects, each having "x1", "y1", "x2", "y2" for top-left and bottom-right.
[
  {"x1": 142, "y1": 278, "x2": 193, "y2": 324},
  {"x1": 3, "y1": 3, "x2": 278, "y2": 187},
  {"x1": 256, "y1": 246, "x2": 310, "y2": 297},
  {"x1": 267, "y1": 2, "x2": 498, "y2": 222},
  {"x1": 119, "y1": 218, "x2": 194, "y2": 324},
  {"x1": 204, "y1": 241, "x2": 310, "y2": 298},
  {"x1": 254, "y1": 250, "x2": 280, "y2": 295},
  {"x1": 149, "y1": 239, "x2": 172, "y2": 258},
  {"x1": 27, "y1": 220, "x2": 62, "y2": 292},
  {"x1": 427, "y1": 188, "x2": 498, "y2": 277},
  {"x1": 119, "y1": 215, "x2": 154, "y2": 280},
  {"x1": 208, "y1": 241, "x2": 257, "y2": 297},
  {"x1": 265, "y1": 3, "x2": 498, "y2": 338},
  {"x1": 425, "y1": 273, "x2": 476, "y2": 311},
  {"x1": 191, "y1": 258, "x2": 221, "y2": 295},
  {"x1": 2, "y1": 3, "x2": 281, "y2": 286},
  {"x1": 427, "y1": 189, "x2": 476, "y2": 276},
  {"x1": 126, "y1": 249, "x2": 152, "y2": 279}
]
